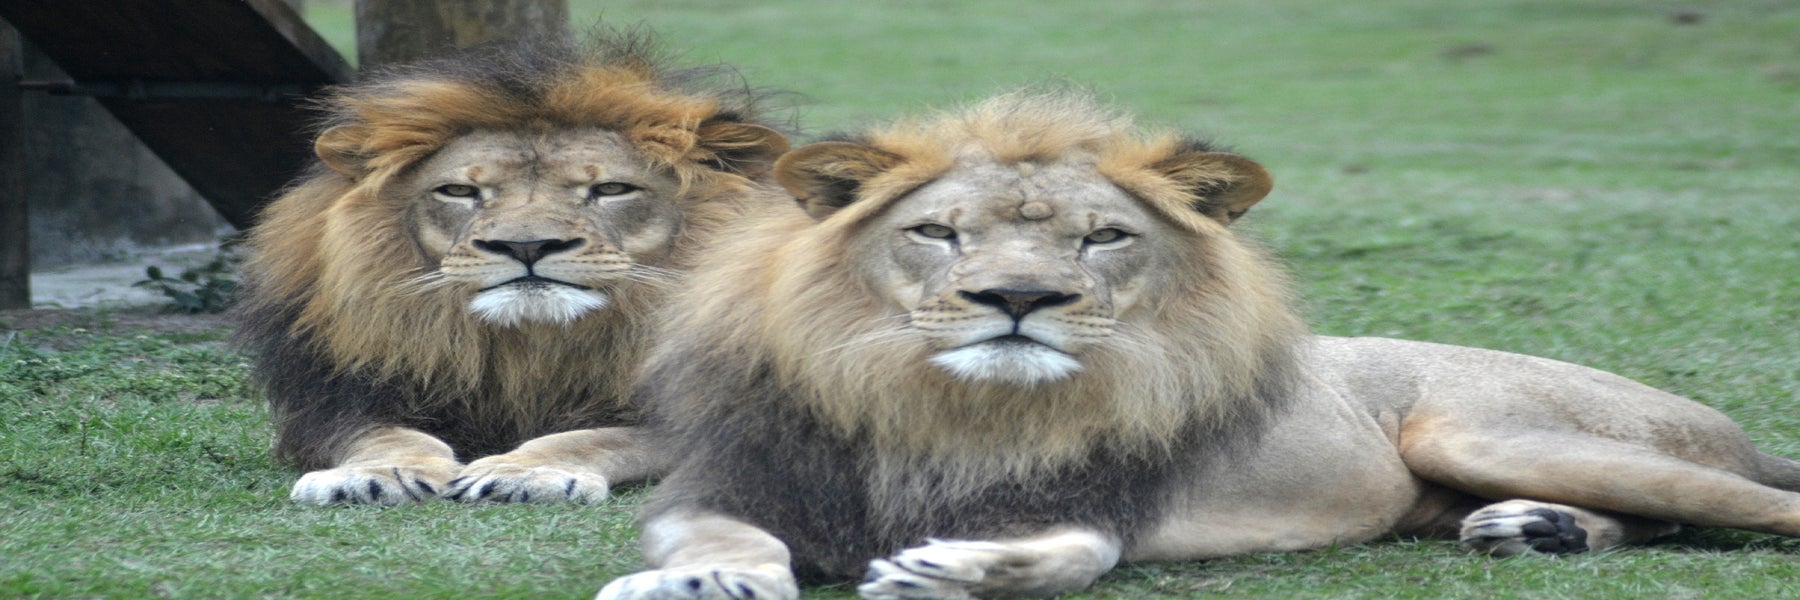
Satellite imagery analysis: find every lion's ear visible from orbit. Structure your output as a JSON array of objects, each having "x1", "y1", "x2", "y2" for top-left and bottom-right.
[
  {"x1": 773, "y1": 141, "x2": 905, "y2": 220},
  {"x1": 1153, "y1": 148, "x2": 1273, "y2": 225},
  {"x1": 315, "y1": 125, "x2": 372, "y2": 177},
  {"x1": 694, "y1": 120, "x2": 790, "y2": 178}
]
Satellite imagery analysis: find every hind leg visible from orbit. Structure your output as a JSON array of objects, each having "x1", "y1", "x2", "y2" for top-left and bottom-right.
[
  {"x1": 1401, "y1": 425, "x2": 1800, "y2": 543},
  {"x1": 1459, "y1": 499, "x2": 1680, "y2": 555}
]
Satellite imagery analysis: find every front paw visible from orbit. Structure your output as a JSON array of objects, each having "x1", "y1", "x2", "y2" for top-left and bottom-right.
[
  {"x1": 289, "y1": 462, "x2": 456, "y2": 505},
  {"x1": 858, "y1": 539, "x2": 1023, "y2": 600},
  {"x1": 596, "y1": 565, "x2": 798, "y2": 600},
  {"x1": 1461, "y1": 500, "x2": 1589, "y2": 556},
  {"x1": 445, "y1": 454, "x2": 610, "y2": 503}
]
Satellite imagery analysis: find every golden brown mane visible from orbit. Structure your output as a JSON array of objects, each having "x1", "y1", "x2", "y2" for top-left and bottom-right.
[
  {"x1": 237, "y1": 33, "x2": 788, "y2": 468},
  {"x1": 658, "y1": 90, "x2": 1307, "y2": 487}
]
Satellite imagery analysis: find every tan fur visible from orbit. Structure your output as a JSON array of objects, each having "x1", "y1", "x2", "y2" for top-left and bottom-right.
[
  {"x1": 238, "y1": 35, "x2": 789, "y2": 505},
  {"x1": 602, "y1": 90, "x2": 1800, "y2": 599},
  {"x1": 669, "y1": 90, "x2": 1303, "y2": 492}
]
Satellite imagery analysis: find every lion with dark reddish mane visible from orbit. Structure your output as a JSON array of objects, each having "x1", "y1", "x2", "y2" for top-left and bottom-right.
[
  {"x1": 597, "y1": 89, "x2": 1800, "y2": 599},
  {"x1": 235, "y1": 33, "x2": 789, "y2": 505}
]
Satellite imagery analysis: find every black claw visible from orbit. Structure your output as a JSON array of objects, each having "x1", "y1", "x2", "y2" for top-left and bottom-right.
[
  {"x1": 565, "y1": 479, "x2": 578, "y2": 498},
  {"x1": 329, "y1": 488, "x2": 347, "y2": 503},
  {"x1": 477, "y1": 480, "x2": 498, "y2": 499},
  {"x1": 517, "y1": 490, "x2": 531, "y2": 503},
  {"x1": 414, "y1": 479, "x2": 436, "y2": 495},
  {"x1": 366, "y1": 479, "x2": 384, "y2": 502},
  {"x1": 685, "y1": 577, "x2": 704, "y2": 591},
  {"x1": 394, "y1": 469, "x2": 421, "y2": 501},
  {"x1": 1522, "y1": 508, "x2": 1590, "y2": 554},
  {"x1": 737, "y1": 583, "x2": 757, "y2": 599},
  {"x1": 1520, "y1": 520, "x2": 1558, "y2": 537}
]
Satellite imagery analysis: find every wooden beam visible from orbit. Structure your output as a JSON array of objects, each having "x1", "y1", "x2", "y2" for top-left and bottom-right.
[
  {"x1": 0, "y1": 19, "x2": 27, "y2": 309},
  {"x1": 356, "y1": 0, "x2": 569, "y2": 67},
  {"x1": 0, "y1": 0, "x2": 352, "y2": 229}
]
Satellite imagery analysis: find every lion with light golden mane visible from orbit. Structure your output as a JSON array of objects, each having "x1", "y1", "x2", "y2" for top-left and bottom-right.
[
  {"x1": 597, "y1": 90, "x2": 1800, "y2": 599},
  {"x1": 235, "y1": 33, "x2": 789, "y2": 506}
]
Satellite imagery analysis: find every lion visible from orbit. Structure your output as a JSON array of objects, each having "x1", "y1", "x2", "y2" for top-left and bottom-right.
[
  {"x1": 234, "y1": 33, "x2": 790, "y2": 506},
  {"x1": 595, "y1": 89, "x2": 1800, "y2": 599}
]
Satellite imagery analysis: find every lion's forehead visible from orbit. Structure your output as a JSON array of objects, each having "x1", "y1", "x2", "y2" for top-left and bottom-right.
[
  {"x1": 898, "y1": 160, "x2": 1157, "y2": 233},
  {"x1": 418, "y1": 128, "x2": 653, "y2": 184}
]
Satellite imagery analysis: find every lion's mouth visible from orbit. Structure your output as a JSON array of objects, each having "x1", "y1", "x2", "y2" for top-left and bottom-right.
[
  {"x1": 479, "y1": 275, "x2": 592, "y2": 293},
  {"x1": 969, "y1": 333, "x2": 1069, "y2": 354},
  {"x1": 931, "y1": 335, "x2": 1082, "y2": 385},
  {"x1": 467, "y1": 276, "x2": 610, "y2": 327}
]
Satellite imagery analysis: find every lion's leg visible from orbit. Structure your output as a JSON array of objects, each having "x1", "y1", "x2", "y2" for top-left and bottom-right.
[
  {"x1": 289, "y1": 426, "x2": 461, "y2": 505},
  {"x1": 446, "y1": 426, "x2": 671, "y2": 503},
  {"x1": 596, "y1": 510, "x2": 799, "y2": 600},
  {"x1": 1459, "y1": 499, "x2": 1680, "y2": 556},
  {"x1": 858, "y1": 528, "x2": 1121, "y2": 600},
  {"x1": 1402, "y1": 428, "x2": 1800, "y2": 545}
]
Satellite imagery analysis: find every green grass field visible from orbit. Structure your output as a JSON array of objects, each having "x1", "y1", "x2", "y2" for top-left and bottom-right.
[{"x1": 5, "y1": 0, "x2": 1799, "y2": 597}]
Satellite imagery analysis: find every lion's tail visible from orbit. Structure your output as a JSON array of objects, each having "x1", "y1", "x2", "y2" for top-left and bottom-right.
[{"x1": 1753, "y1": 452, "x2": 1800, "y2": 492}]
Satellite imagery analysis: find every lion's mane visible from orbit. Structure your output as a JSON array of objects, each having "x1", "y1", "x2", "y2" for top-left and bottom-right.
[
  {"x1": 640, "y1": 90, "x2": 1308, "y2": 580},
  {"x1": 236, "y1": 33, "x2": 786, "y2": 470}
]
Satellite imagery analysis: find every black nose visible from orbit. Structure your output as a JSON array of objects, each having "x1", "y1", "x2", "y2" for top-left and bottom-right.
[
  {"x1": 472, "y1": 238, "x2": 585, "y2": 266},
  {"x1": 959, "y1": 288, "x2": 1080, "y2": 319}
]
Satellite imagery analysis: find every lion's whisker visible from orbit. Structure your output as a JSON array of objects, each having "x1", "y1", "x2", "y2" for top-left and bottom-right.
[{"x1": 814, "y1": 325, "x2": 914, "y2": 358}]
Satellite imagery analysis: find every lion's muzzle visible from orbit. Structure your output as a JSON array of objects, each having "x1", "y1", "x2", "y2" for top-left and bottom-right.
[
  {"x1": 471, "y1": 237, "x2": 586, "y2": 267},
  {"x1": 957, "y1": 288, "x2": 1081, "y2": 320}
]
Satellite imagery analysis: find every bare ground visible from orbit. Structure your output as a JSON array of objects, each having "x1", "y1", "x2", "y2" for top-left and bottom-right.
[{"x1": 0, "y1": 306, "x2": 234, "y2": 336}]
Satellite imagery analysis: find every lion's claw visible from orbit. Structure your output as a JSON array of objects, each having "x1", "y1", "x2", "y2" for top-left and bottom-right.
[
  {"x1": 1462, "y1": 501, "x2": 1590, "y2": 556},
  {"x1": 444, "y1": 455, "x2": 610, "y2": 503},
  {"x1": 595, "y1": 566, "x2": 797, "y2": 600},
  {"x1": 289, "y1": 464, "x2": 452, "y2": 505}
]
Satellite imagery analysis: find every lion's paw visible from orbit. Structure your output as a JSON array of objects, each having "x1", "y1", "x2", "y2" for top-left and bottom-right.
[
  {"x1": 858, "y1": 539, "x2": 1028, "y2": 600},
  {"x1": 445, "y1": 454, "x2": 610, "y2": 503},
  {"x1": 1461, "y1": 500, "x2": 1589, "y2": 556},
  {"x1": 289, "y1": 464, "x2": 454, "y2": 505},
  {"x1": 595, "y1": 565, "x2": 798, "y2": 600}
]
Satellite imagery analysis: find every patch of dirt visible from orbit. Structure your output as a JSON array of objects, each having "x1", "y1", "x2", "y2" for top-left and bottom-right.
[{"x1": 0, "y1": 306, "x2": 234, "y2": 336}]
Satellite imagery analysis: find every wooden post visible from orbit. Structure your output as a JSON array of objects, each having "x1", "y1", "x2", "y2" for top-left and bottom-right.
[
  {"x1": 0, "y1": 19, "x2": 28, "y2": 309},
  {"x1": 354, "y1": 0, "x2": 568, "y2": 68}
]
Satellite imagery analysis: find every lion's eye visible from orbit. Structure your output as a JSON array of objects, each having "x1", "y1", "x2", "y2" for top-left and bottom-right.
[
  {"x1": 588, "y1": 182, "x2": 639, "y2": 199},
  {"x1": 434, "y1": 184, "x2": 480, "y2": 198},
  {"x1": 1083, "y1": 228, "x2": 1130, "y2": 245},
  {"x1": 910, "y1": 224, "x2": 957, "y2": 241}
]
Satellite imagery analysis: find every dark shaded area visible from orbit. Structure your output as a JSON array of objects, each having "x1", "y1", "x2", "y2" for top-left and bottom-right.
[{"x1": 0, "y1": 0, "x2": 353, "y2": 230}]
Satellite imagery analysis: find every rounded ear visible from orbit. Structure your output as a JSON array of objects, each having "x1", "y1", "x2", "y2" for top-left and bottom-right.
[
  {"x1": 1152, "y1": 149, "x2": 1274, "y2": 225},
  {"x1": 694, "y1": 120, "x2": 791, "y2": 178},
  {"x1": 773, "y1": 141, "x2": 905, "y2": 220},
  {"x1": 314, "y1": 125, "x2": 371, "y2": 177}
]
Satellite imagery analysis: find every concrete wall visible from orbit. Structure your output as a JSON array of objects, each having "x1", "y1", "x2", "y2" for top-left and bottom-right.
[{"x1": 21, "y1": 40, "x2": 231, "y2": 269}]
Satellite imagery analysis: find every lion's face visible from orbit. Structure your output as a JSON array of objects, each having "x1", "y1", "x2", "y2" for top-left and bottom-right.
[
  {"x1": 776, "y1": 116, "x2": 1275, "y2": 389},
  {"x1": 393, "y1": 129, "x2": 684, "y2": 327},
  {"x1": 846, "y1": 157, "x2": 1187, "y2": 385}
]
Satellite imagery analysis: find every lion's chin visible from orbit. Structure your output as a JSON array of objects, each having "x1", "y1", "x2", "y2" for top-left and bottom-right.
[
  {"x1": 929, "y1": 339, "x2": 1082, "y2": 386},
  {"x1": 467, "y1": 284, "x2": 609, "y2": 327}
]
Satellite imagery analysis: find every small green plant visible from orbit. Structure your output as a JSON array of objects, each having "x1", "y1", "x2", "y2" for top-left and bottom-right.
[{"x1": 133, "y1": 237, "x2": 242, "y2": 314}]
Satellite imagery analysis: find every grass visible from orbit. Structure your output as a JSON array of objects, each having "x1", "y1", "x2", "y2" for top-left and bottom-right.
[{"x1": 5, "y1": 0, "x2": 1800, "y2": 597}]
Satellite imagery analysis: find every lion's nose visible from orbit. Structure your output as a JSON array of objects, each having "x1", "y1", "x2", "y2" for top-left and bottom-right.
[
  {"x1": 472, "y1": 238, "x2": 585, "y2": 266},
  {"x1": 959, "y1": 288, "x2": 1080, "y2": 320}
]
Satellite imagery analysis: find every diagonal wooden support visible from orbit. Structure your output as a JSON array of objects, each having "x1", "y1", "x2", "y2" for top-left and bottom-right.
[{"x1": 0, "y1": 0, "x2": 352, "y2": 230}]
